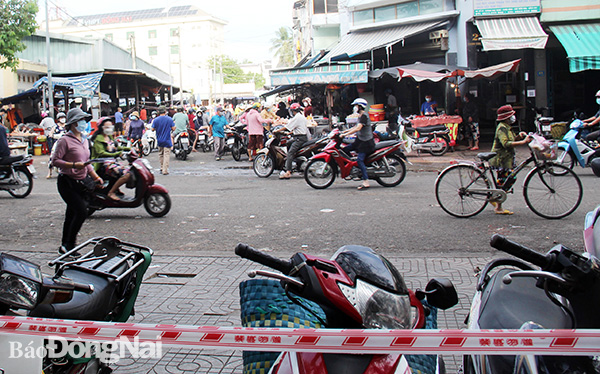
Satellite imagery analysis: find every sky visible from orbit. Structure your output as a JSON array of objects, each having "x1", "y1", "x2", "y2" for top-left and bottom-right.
[{"x1": 38, "y1": 0, "x2": 296, "y2": 63}]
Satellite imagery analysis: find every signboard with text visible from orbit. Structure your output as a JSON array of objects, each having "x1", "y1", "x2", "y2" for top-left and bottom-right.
[{"x1": 474, "y1": 0, "x2": 541, "y2": 16}]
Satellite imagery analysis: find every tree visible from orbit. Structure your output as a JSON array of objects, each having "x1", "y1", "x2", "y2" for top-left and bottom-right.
[
  {"x1": 0, "y1": 0, "x2": 38, "y2": 71},
  {"x1": 208, "y1": 55, "x2": 266, "y2": 90},
  {"x1": 270, "y1": 27, "x2": 294, "y2": 68}
]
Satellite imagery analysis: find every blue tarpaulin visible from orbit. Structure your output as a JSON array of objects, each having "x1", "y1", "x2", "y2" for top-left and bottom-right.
[{"x1": 33, "y1": 72, "x2": 103, "y2": 98}]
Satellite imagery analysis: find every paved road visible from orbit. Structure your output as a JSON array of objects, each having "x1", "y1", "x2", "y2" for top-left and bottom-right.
[{"x1": 0, "y1": 147, "x2": 598, "y2": 373}]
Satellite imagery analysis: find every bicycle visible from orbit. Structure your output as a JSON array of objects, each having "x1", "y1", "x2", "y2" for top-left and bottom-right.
[{"x1": 434, "y1": 143, "x2": 583, "y2": 219}]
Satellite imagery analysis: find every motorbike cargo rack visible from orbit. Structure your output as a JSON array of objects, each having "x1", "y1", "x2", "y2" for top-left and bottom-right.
[{"x1": 49, "y1": 236, "x2": 153, "y2": 283}]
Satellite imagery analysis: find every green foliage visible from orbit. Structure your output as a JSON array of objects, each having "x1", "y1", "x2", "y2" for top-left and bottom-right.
[
  {"x1": 208, "y1": 55, "x2": 266, "y2": 90},
  {"x1": 0, "y1": 0, "x2": 38, "y2": 71},
  {"x1": 270, "y1": 27, "x2": 294, "y2": 68}
]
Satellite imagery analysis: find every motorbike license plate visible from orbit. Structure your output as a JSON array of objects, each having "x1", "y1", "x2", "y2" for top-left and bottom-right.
[
  {"x1": 181, "y1": 138, "x2": 189, "y2": 145},
  {"x1": 227, "y1": 138, "x2": 235, "y2": 145},
  {"x1": 542, "y1": 125, "x2": 551, "y2": 132},
  {"x1": 27, "y1": 165, "x2": 36, "y2": 174},
  {"x1": 199, "y1": 135, "x2": 206, "y2": 141}
]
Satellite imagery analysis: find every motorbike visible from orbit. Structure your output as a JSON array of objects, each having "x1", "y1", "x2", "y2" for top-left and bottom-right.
[
  {"x1": 195, "y1": 127, "x2": 213, "y2": 153},
  {"x1": 303, "y1": 128, "x2": 407, "y2": 189},
  {"x1": 253, "y1": 130, "x2": 328, "y2": 178},
  {"x1": 173, "y1": 131, "x2": 192, "y2": 160},
  {"x1": 398, "y1": 121, "x2": 451, "y2": 156},
  {"x1": 87, "y1": 152, "x2": 171, "y2": 217},
  {"x1": 0, "y1": 154, "x2": 35, "y2": 198},
  {"x1": 235, "y1": 242, "x2": 458, "y2": 374},
  {"x1": 225, "y1": 121, "x2": 248, "y2": 161},
  {"x1": 0, "y1": 236, "x2": 153, "y2": 373},
  {"x1": 141, "y1": 124, "x2": 157, "y2": 156},
  {"x1": 463, "y1": 230, "x2": 600, "y2": 374},
  {"x1": 556, "y1": 119, "x2": 600, "y2": 172}
]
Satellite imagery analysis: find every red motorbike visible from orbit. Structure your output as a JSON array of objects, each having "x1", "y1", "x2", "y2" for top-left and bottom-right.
[
  {"x1": 235, "y1": 243, "x2": 458, "y2": 374},
  {"x1": 88, "y1": 152, "x2": 171, "y2": 217},
  {"x1": 304, "y1": 129, "x2": 407, "y2": 189}
]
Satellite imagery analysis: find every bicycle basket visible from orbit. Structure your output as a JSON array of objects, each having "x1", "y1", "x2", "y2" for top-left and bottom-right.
[{"x1": 530, "y1": 135, "x2": 557, "y2": 161}]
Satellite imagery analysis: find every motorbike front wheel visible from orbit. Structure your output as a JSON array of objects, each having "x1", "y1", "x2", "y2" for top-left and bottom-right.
[
  {"x1": 8, "y1": 168, "x2": 33, "y2": 198},
  {"x1": 428, "y1": 135, "x2": 450, "y2": 156},
  {"x1": 375, "y1": 154, "x2": 406, "y2": 187},
  {"x1": 304, "y1": 159, "x2": 336, "y2": 189},
  {"x1": 232, "y1": 140, "x2": 242, "y2": 161},
  {"x1": 555, "y1": 147, "x2": 575, "y2": 172},
  {"x1": 253, "y1": 154, "x2": 274, "y2": 178},
  {"x1": 142, "y1": 143, "x2": 151, "y2": 156},
  {"x1": 144, "y1": 193, "x2": 171, "y2": 217}
]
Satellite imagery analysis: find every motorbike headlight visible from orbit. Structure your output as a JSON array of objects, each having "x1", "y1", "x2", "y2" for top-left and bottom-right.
[
  {"x1": 0, "y1": 273, "x2": 40, "y2": 309},
  {"x1": 340, "y1": 279, "x2": 411, "y2": 329}
]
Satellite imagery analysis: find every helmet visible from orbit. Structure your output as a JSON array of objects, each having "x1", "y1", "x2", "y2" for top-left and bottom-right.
[
  {"x1": 41, "y1": 111, "x2": 48, "y2": 118},
  {"x1": 97, "y1": 116, "x2": 115, "y2": 127},
  {"x1": 290, "y1": 103, "x2": 302, "y2": 112},
  {"x1": 251, "y1": 102, "x2": 262, "y2": 110},
  {"x1": 351, "y1": 98, "x2": 368, "y2": 109},
  {"x1": 302, "y1": 97, "x2": 311, "y2": 105},
  {"x1": 596, "y1": 90, "x2": 600, "y2": 98},
  {"x1": 200, "y1": 106, "x2": 207, "y2": 112},
  {"x1": 497, "y1": 105, "x2": 515, "y2": 122},
  {"x1": 56, "y1": 112, "x2": 66, "y2": 119},
  {"x1": 151, "y1": 111, "x2": 158, "y2": 116},
  {"x1": 591, "y1": 158, "x2": 600, "y2": 177}
]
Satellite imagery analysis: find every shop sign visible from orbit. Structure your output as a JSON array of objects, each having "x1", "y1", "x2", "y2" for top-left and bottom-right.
[{"x1": 474, "y1": 0, "x2": 541, "y2": 16}]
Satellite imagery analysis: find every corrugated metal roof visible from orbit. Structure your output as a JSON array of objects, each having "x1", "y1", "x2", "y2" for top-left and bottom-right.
[
  {"x1": 476, "y1": 17, "x2": 548, "y2": 51},
  {"x1": 322, "y1": 20, "x2": 448, "y2": 61},
  {"x1": 550, "y1": 23, "x2": 600, "y2": 72}
]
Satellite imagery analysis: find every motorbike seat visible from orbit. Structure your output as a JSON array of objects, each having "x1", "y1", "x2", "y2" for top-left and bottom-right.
[
  {"x1": 478, "y1": 268, "x2": 571, "y2": 330},
  {"x1": 415, "y1": 125, "x2": 448, "y2": 134},
  {"x1": 29, "y1": 257, "x2": 130, "y2": 321},
  {"x1": 477, "y1": 152, "x2": 497, "y2": 161},
  {"x1": 0, "y1": 155, "x2": 24, "y2": 165},
  {"x1": 374, "y1": 140, "x2": 398, "y2": 150}
]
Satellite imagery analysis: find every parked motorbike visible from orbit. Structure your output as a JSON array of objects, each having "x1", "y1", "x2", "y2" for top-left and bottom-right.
[
  {"x1": 0, "y1": 154, "x2": 34, "y2": 198},
  {"x1": 225, "y1": 122, "x2": 248, "y2": 161},
  {"x1": 463, "y1": 231, "x2": 600, "y2": 373},
  {"x1": 173, "y1": 131, "x2": 192, "y2": 160},
  {"x1": 141, "y1": 124, "x2": 157, "y2": 156},
  {"x1": 304, "y1": 128, "x2": 407, "y2": 189},
  {"x1": 235, "y1": 242, "x2": 458, "y2": 374},
  {"x1": 88, "y1": 152, "x2": 171, "y2": 217},
  {"x1": 399, "y1": 122, "x2": 451, "y2": 156},
  {"x1": 253, "y1": 130, "x2": 328, "y2": 178},
  {"x1": 0, "y1": 236, "x2": 152, "y2": 373},
  {"x1": 556, "y1": 119, "x2": 600, "y2": 172}
]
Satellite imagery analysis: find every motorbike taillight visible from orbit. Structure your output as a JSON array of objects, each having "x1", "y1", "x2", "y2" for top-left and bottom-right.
[{"x1": 182, "y1": 132, "x2": 188, "y2": 137}]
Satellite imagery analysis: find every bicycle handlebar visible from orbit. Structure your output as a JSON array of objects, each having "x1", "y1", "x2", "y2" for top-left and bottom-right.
[
  {"x1": 490, "y1": 234, "x2": 551, "y2": 269},
  {"x1": 235, "y1": 243, "x2": 293, "y2": 275}
]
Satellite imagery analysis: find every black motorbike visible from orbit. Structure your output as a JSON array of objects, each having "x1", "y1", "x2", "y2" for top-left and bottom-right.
[
  {"x1": 0, "y1": 154, "x2": 34, "y2": 198},
  {"x1": 464, "y1": 233, "x2": 600, "y2": 373},
  {"x1": 225, "y1": 122, "x2": 248, "y2": 161},
  {"x1": 0, "y1": 237, "x2": 153, "y2": 373},
  {"x1": 173, "y1": 131, "x2": 192, "y2": 160}
]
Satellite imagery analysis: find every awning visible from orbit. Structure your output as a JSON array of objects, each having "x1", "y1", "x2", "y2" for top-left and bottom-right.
[
  {"x1": 370, "y1": 59, "x2": 521, "y2": 82},
  {"x1": 0, "y1": 88, "x2": 41, "y2": 105},
  {"x1": 33, "y1": 72, "x2": 103, "y2": 98},
  {"x1": 550, "y1": 23, "x2": 600, "y2": 73},
  {"x1": 476, "y1": 17, "x2": 548, "y2": 51},
  {"x1": 322, "y1": 20, "x2": 448, "y2": 61},
  {"x1": 270, "y1": 61, "x2": 370, "y2": 86}
]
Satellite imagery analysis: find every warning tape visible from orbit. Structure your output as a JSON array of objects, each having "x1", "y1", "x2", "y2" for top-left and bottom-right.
[{"x1": 1, "y1": 316, "x2": 599, "y2": 355}]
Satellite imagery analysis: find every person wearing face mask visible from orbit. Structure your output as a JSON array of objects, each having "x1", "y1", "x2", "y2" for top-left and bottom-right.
[
  {"x1": 51, "y1": 108, "x2": 103, "y2": 255},
  {"x1": 420, "y1": 94, "x2": 438, "y2": 116},
  {"x1": 127, "y1": 111, "x2": 145, "y2": 142},
  {"x1": 340, "y1": 98, "x2": 375, "y2": 190},
  {"x1": 582, "y1": 90, "x2": 600, "y2": 143},
  {"x1": 46, "y1": 112, "x2": 67, "y2": 179},
  {"x1": 91, "y1": 117, "x2": 132, "y2": 201},
  {"x1": 489, "y1": 105, "x2": 532, "y2": 215}
]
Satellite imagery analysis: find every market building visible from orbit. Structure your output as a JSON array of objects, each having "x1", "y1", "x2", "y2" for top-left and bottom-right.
[{"x1": 43, "y1": 5, "x2": 226, "y2": 102}]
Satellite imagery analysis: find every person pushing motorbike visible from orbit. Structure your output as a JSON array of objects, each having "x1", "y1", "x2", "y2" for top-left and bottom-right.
[
  {"x1": 341, "y1": 98, "x2": 375, "y2": 190},
  {"x1": 274, "y1": 103, "x2": 308, "y2": 179}
]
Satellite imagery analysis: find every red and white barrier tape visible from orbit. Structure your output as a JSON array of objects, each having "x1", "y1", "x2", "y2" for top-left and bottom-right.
[{"x1": 1, "y1": 316, "x2": 599, "y2": 355}]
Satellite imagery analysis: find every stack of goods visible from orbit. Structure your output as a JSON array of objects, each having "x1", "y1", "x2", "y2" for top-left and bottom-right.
[{"x1": 369, "y1": 104, "x2": 385, "y2": 122}]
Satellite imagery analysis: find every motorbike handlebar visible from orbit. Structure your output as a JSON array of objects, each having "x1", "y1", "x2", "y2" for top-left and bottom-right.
[
  {"x1": 235, "y1": 243, "x2": 293, "y2": 275},
  {"x1": 490, "y1": 234, "x2": 551, "y2": 269},
  {"x1": 72, "y1": 282, "x2": 94, "y2": 294}
]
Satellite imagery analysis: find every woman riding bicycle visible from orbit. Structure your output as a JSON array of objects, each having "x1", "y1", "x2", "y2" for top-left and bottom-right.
[{"x1": 490, "y1": 105, "x2": 532, "y2": 214}]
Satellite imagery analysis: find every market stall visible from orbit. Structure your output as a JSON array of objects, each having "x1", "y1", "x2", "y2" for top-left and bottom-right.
[{"x1": 408, "y1": 114, "x2": 463, "y2": 147}]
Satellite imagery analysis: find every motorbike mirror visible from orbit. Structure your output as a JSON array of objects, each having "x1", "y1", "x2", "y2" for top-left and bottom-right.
[
  {"x1": 416, "y1": 278, "x2": 458, "y2": 310},
  {"x1": 93, "y1": 237, "x2": 122, "y2": 259}
]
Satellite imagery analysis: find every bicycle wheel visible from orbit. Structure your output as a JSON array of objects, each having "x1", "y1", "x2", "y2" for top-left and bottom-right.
[
  {"x1": 435, "y1": 164, "x2": 490, "y2": 218},
  {"x1": 523, "y1": 162, "x2": 582, "y2": 219}
]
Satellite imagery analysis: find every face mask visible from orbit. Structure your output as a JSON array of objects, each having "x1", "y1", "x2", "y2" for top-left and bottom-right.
[
  {"x1": 508, "y1": 115, "x2": 516, "y2": 124},
  {"x1": 353, "y1": 106, "x2": 359, "y2": 114},
  {"x1": 596, "y1": 98, "x2": 600, "y2": 105},
  {"x1": 59, "y1": 118, "x2": 66, "y2": 124},
  {"x1": 426, "y1": 98, "x2": 431, "y2": 102},
  {"x1": 130, "y1": 116, "x2": 138, "y2": 121},
  {"x1": 104, "y1": 126, "x2": 115, "y2": 136},
  {"x1": 152, "y1": 114, "x2": 157, "y2": 118},
  {"x1": 75, "y1": 120, "x2": 88, "y2": 133}
]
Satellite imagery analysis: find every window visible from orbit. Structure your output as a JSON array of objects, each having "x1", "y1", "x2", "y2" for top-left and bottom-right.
[
  {"x1": 375, "y1": 5, "x2": 396, "y2": 22},
  {"x1": 419, "y1": 0, "x2": 444, "y2": 15},
  {"x1": 353, "y1": 9, "x2": 373, "y2": 25},
  {"x1": 170, "y1": 28, "x2": 179, "y2": 37},
  {"x1": 105, "y1": 33, "x2": 113, "y2": 41},
  {"x1": 148, "y1": 30, "x2": 157, "y2": 39},
  {"x1": 396, "y1": 2, "x2": 419, "y2": 18},
  {"x1": 170, "y1": 45, "x2": 179, "y2": 54},
  {"x1": 314, "y1": 0, "x2": 337, "y2": 14},
  {"x1": 126, "y1": 31, "x2": 135, "y2": 40},
  {"x1": 149, "y1": 46, "x2": 158, "y2": 56}
]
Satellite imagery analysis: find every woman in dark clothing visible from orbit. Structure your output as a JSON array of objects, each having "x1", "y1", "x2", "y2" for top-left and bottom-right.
[
  {"x1": 51, "y1": 108, "x2": 103, "y2": 255},
  {"x1": 340, "y1": 98, "x2": 375, "y2": 190},
  {"x1": 276, "y1": 102, "x2": 290, "y2": 119}
]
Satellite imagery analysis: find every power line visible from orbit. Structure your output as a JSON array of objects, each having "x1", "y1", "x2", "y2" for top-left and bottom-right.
[{"x1": 46, "y1": 0, "x2": 106, "y2": 38}]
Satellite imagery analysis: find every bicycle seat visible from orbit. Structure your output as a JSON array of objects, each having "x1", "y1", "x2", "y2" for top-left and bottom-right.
[{"x1": 477, "y1": 152, "x2": 497, "y2": 161}]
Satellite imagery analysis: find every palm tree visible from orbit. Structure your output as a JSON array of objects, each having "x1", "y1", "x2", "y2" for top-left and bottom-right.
[{"x1": 270, "y1": 27, "x2": 294, "y2": 68}]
